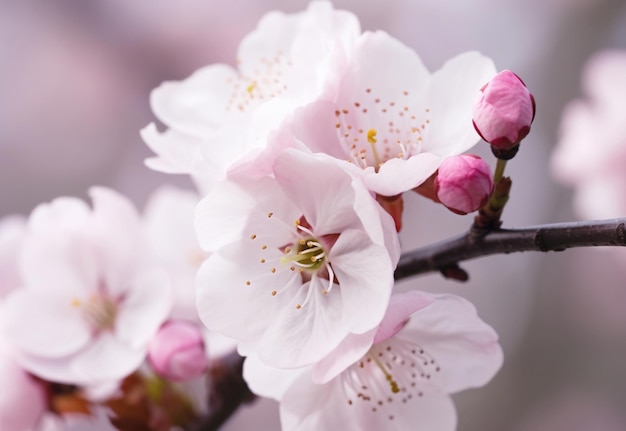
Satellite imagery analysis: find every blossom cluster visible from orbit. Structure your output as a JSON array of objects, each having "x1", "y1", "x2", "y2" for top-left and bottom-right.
[{"x1": 0, "y1": 2, "x2": 525, "y2": 430}]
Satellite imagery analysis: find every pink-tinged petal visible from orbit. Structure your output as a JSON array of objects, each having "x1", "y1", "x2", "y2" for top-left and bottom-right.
[
  {"x1": 257, "y1": 280, "x2": 347, "y2": 368},
  {"x1": 273, "y1": 150, "x2": 358, "y2": 235},
  {"x1": 141, "y1": 124, "x2": 222, "y2": 190},
  {"x1": 400, "y1": 293, "x2": 503, "y2": 393},
  {"x1": 17, "y1": 332, "x2": 144, "y2": 386},
  {"x1": 195, "y1": 176, "x2": 299, "y2": 252},
  {"x1": 0, "y1": 340, "x2": 47, "y2": 431},
  {"x1": 362, "y1": 152, "x2": 442, "y2": 196},
  {"x1": 281, "y1": 369, "x2": 457, "y2": 431},
  {"x1": 423, "y1": 52, "x2": 497, "y2": 156},
  {"x1": 292, "y1": 101, "x2": 347, "y2": 159},
  {"x1": 243, "y1": 354, "x2": 305, "y2": 401},
  {"x1": 225, "y1": 117, "x2": 306, "y2": 182},
  {"x1": 150, "y1": 64, "x2": 238, "y2": 137},
  {"x1": 89, "y1": 187, "x2": 145, "y2": 299},
  {"x1": 20, "y1": 200, "x2": 96, "y2": 295},
  {"x1": 373, "y1": 291, "x2": 436, "y2": 344},
  {"x1": 312, "y1": 328, "x2": 376, "y2": 384},
  {"x1": 338, "y1": 31, "x2": 430, "y2": 110},
  {"x1": 329, "y1": 229, "x2": 394, "y2": 334},
  {"x1": 69, "y1": 332, "x2": 145, "y2": 384},
  {"x1": 196, "y1": 242, "x2": 301, "y2": 342},
  {"x1": 2, "y1": 289, "x2": 90, "y2": 358},
  {"x1": 143, "y1": 186, "x2": 200, "y2": 265},
  {"x1": 115, "y1": 268, "x2": 173, "y2": 350}
]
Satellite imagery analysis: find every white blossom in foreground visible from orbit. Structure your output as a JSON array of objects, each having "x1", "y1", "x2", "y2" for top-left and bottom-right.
[
  {"x1": 244, "y1": 291, "x2": 503, "y2": 431},
  {"x1": 1, "y1": 188, "x2": 173, "y2": 385},
  {"x1": 195, "y1": 149, "x2": 399, "y2": 368},
  {"x1": 142, "y1": 1, "x2": 360, "y2": 192},
  {"x1": 293, "y1": 31, "x2": 496, "y2": 196}
]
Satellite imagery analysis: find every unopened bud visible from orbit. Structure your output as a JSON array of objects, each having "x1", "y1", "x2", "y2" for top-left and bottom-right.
[
  {"x1": 472, "y1": 70, "x2": 536, "y2": 151},
  {"x1": 434, "y1": 155, "x2": 493, "y2": 215},
  {"x1": 148, "y1": 320, "x2": 208, "y2": 381}
]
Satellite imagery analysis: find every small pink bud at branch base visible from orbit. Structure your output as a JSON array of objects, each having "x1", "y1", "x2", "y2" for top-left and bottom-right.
[
  {"x1": 148, "y1": 320, "x2": 208, "y2": 382},
  {"x1": 472, "y1": 70, "x2": 536, "y2": 150},
  {"x1": 434, "y1": 155, "x2": 494, "y2": 215}
]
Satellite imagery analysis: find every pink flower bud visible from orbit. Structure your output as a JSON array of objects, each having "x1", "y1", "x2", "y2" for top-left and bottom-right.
[
  {"x1": 434, "y1": 155, "x2": 493, "y2": 215},
  {"x1": 148, "y1": 320, "x2": 208, "y2": 381},
  {"x1": 472, "y1": 70, "x2": 536, "y2": 149}
]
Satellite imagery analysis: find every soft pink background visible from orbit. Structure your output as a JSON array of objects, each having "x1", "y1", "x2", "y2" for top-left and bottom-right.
[{"x1": 2, "y1": 1, "x2": 626, "y2": 430}]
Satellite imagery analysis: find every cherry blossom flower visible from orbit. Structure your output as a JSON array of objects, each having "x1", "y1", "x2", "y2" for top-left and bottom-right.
[
  {"x1": 1, "y1": 188, "x2": 173, "y2": 385},
  {"x1": 195, "y1": 149, "x2": 399, "y2": 368},
  {"x1": 293, "y1": 31, "x2": 497, "y2": 197},
  {"x1": 244, "y1": 291, "x2": 503, "y2": 431},
  {"x1": 552, "y1": 49, "x2": 626, "y2": 220},
  {"x1": 143, "y1": 1, "x2": 360, "y2": 192}
]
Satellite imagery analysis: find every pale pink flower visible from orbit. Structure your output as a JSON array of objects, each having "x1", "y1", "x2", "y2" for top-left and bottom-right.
[
  {"x1": 472, "y1": 70, "x2": 535, "y2": 150},
  {"x1": 552, "y1": 50, "x2": 626, "y2": 219},
  {"x1": 143, "y1": 1, "x2": 360, "y2": 192},
  {"x1": 195, "y1": 149, "x2": 399, "y2": 368},
  {"x1": 1, "y1": 188, "x2": 173, "y2": 385},
  {"x1": 434, "y1": 154, "x2": 493, "y2": 215},
  {"x1": 294, "y1": 31, "x2": 496, "y2": 196},
  {"x1": 244, "y1": 291, "x2": 503, "y2": 431}
]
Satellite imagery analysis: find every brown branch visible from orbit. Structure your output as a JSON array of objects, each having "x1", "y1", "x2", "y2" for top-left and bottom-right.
[
  {"x1": 395, "y1": 217, "x2": 626, "y2": 281},
  {"x1": 188, "y1": 352, "x2": 256, "y2": 431}
]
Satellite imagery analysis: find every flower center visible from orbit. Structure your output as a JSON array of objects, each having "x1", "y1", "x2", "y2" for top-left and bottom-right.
[
  {"x1": 281, "y1": 237, "x2": 326, "y2": 271},
  {"x1": 225, "y1": 50, "x2": 291, "y2": 113},
  {"x1": 72, "y1": 294, "x2": 117, "y2": 332},
  {"x1": 333, "y1": 86, "x2": 431, "y2": 170},
  {"x1": 341, "y1": 334, "x2": 441, "y2": 420}
]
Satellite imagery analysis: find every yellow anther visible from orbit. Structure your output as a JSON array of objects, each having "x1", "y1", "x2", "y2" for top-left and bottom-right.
[
  {"x1": 246, "y1": 81, "x2": 256, "y2": 94},
  {"x1": 367, "y1": 129, "x2": 377, "y2": 143}
]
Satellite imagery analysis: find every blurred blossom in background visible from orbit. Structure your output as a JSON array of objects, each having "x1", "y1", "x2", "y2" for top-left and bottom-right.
[{"x1": 1, "y1": 0, "x2": 626, "y2": 430}]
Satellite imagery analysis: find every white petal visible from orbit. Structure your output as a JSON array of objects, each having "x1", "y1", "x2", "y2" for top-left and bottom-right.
[
  {"x1": 273, "y1": 150, "x2": 358, "y2": 235},
  {"x1": 257, "y1": 280, "x2": 347, "y2": 368},
  {"x1": 194, "y1": 175, "x2": 299, "y2": 252},
  {"x1": 114, "y1": 268, "x2": 172, "y2": 350},
  {"x1": 2, "y1": 289, "x2": 90, "y2": 358},
  {"x1": 362, "y1": 153, "x2": 442, "y2": 196},
  {"x1": 195, "y1": 242, "x2": 301, "y2": 342},
  {"x1": 312, "y1": 328, "x2": 376, "y2": 384},
  {"x1": 423, "y1": 52, "x2": 497, "y2": 156},
  {"x1": 329, "y1": 229, "x2": 394, "y2": 334},
  {"x1": 150, "y1": 64, "x2": 238, "y2": 137},
  {"x1": 242, "y1": 354, "x2": 305, "y2": 401},
  {"x1": 401, "y1": 293, "x2": 503, "y2": 393}
]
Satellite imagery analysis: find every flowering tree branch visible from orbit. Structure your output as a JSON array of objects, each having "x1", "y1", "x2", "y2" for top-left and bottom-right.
[
  {"x1": 186, "y1": 217, "x2": 626, "y2": 430},
  {"x1": 394, "y1": 217, "x2": 626, "y2": 281}
]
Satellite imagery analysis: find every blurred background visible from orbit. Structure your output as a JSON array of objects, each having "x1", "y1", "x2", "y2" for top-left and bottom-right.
[{"x1": 1, "y1": 0, "x2": 626, "y2": 430}]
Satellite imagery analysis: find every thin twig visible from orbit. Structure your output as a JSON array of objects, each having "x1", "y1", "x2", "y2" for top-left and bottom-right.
[{"x1": 395, "y1": 217, "x2": 626, "y2": 280}]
